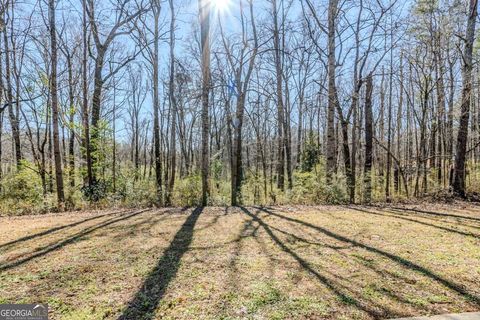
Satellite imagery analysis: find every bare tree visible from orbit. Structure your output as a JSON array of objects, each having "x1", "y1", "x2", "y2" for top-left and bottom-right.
[
  {"x1": 48, "y1": 0, "x2": 65, "y2": 207},
  {"x1": 364, "y1": 73, "x2": 374, "y2": 202},
  {"x1": 166, "y1": 0, "x2": 177, "y2": 205},
  {"x1": 452, "y1": 0, "x2": 478, "y2": 196},
  {"x1": 220, "y1": 0, "x2": 259, "y2": 205},
  {"x1": 199, "y1": 0, "x2": 211, "y2": 206},
  {"x1": 1, "y1": 1, "x2": 22, "y2": 167},
  {"x1": 86, "y1": 0, "x2": 147, "y2": 189}
]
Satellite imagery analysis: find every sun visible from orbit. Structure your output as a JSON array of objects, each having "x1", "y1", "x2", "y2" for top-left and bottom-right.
[{"x1": 211, "y1": 0, "x2": 231, "y2": 13}]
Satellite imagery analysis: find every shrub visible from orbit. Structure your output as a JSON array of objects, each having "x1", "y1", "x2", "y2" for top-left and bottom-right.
[
  {"x1": 288, "y1": 169, "x2": 348, "y2": 205},
  {"x1": 0, "y1": 163, "x2": 43, "y2": 202},
  {"x1": 300, "y1": 134, "x2": 321, "y2": 172},
  {"x1": 0, "y1": 162, "x2": 55, "y2": 214},
  {"x1": 110, "y1": 169, "x2": 157, "y2": 207},
  {"x1": 172, "y1": 174, "x2": 201, "y2": 206},
  {"x1": 81, "y1": 181, "x2": 109, "y2": 202}
]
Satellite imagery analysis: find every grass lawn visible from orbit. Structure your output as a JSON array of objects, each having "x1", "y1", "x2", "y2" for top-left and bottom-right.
[{"x1": 0, "y1": 204, "x2": 479, "y2": 319}]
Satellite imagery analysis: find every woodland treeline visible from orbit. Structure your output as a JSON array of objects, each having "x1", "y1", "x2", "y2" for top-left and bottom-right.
[{"x1": 0, "y1": 0, "x2": 479, "y2": 212}]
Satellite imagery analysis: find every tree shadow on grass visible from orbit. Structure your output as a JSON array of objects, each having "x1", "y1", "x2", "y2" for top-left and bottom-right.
[
  {"x1": 106, "y1": 208, "x2": 186, "y2": 241},
  {"x1": 0, "y1": 209, "x2": 131, "y2": 251},
  {"x1": 255, "y1": 206, "x2": 480, "y2": 306},
  {"x1": 349, "y1": 207, "x2": 480, "y2": 238},
  {"x1": 386, "y1": 206, "x2": 480, "y2": 223},
  {"x1": 118, "y1": 207, "x2": 203, "y2": 320},
  {"x1": 387, "y1": 208, "x2": 480, "y2": 230},
  {"x1": 0, "y1": 209, "x2": 151, "y2": 272},
  {"x1": 238, "y1": 207, "x2": 394, "y2": 319}
]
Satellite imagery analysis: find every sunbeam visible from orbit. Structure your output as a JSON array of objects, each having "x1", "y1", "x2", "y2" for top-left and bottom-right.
[{"x1": 212, "y1": 0, "x2": 231, "y2": 14}]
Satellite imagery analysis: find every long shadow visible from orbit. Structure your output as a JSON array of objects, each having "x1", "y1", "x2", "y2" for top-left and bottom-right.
[
  {"x1": 0, "y1": 209, "x2": 130, "y2": 251},
  {"x1": 349, "y1": 207, "x2": 480, "y2": 239},
  {"x1": 386, "y1": 206, "x2": 480, "y2": 223},
  {"x1": 256, "y1": 206, "x2": 480, "y2": 306},
  {"x1": 268, "y1": 220, "x2": 418, "y2": 290},
  {"x1": 264, "y1": 220, "x2": 419, "y2": 312},
  {"x1": 194, "y1": 210, "x2": 227, "y2": 232},
  {"x1": 387, "y1": 208, "x2": 480, "y2": 230},
  {"x1": 239, "y1": 207, "x2": 396, "y2": 319},
  {"x1": 218, "y1": 217, "x2": 258, "y2": 314},
  {"x1": 108, "y1": 212, "x2": 171, "y2": 242},
  {"x1": 269, "y1": 224, "x2": 353, "y2": 250},
  {"x1": 0, "y1": 209, "x2": 151, "y2": 272},
  {"x1": 118, "y1": 207, "x2": 203, "y2": 320},
  {"x1": 387, "y1": 208, "x2": 480, "y2": 229}
]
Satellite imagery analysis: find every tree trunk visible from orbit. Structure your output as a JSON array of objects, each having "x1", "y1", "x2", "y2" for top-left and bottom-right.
[
  {"x1": 82, "y1": 0, "x2": 92, "y2": 187},
  {"x1": 452, "y1": 0, "x2": 478, "y2": 196},
  {"x1": 152, "y1": 2, "x2": 163, "y2": 205},
  {"x1": 386, "y1": 36, "x2": 393, "y2": 202},
  {"x1": 66, "y1": 53, "x2": 75, "y2": 189},
  {"x1": 395, "y1": 52, "x2": 404, "y2": 194},
  {"x1": 364, "y1": 74, "x2": 374, "y2": 203},
  {"x1": 49, "y1": 0, "x2": 65, "y2": 207},
  {"x1": 89, "y1": 50, "x2": 105, "y2": 186},
  {"x1": 166, "y1": 0, "x2": 177, "y2": 206},
  {"x1": 3, "y1": 18, "x2": 22, "y2": 167},
  {"x1": 231, "y1": 93, "x2": 245, "y2": 206},
  {"x1": 0, "y1": 35, "x2": 4, "y2": 182},
  {"x1": 272, "y1": 0, "x2": 285, "y2": 191},
  {"x1": 326, "y1": 0, "x2": 338, "y2": 183},
  {"x1": 199, "y1": 0, "x2": 211, "y2": 206}
]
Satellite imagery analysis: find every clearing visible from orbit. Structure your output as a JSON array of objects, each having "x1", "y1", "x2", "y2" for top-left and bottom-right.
[{"x1": 0, "y1": 204, "x2": 479, "y2": 319}]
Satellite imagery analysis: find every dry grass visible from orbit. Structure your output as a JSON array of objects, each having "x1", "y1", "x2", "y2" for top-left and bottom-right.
[{"x1": 0, "y1": 204, "x2": 479, "y2": 319}]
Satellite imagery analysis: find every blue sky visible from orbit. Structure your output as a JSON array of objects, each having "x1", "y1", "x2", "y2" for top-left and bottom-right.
[{"x1": 10, "y1": 0, "x2": 411, "y2": 142}]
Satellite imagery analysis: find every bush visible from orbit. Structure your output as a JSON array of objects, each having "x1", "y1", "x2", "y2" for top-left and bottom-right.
[
  {"x1": 209, "y1": 179, "x2": 230, "y2": 206},
  {"x1": 0, "y1": 163, "x2": 55, "y2": 215},
  {"x1": 300, "y1": 135, "x2": 321, "y2": 172},
  {"x1": 110, "y1": 169, "x2": 157, "y2": 207},
  {"x1": 241, "y1": 173, "x2": 265, "y2": 205},
  {"x1": 0, "y1": 157, "x2": 353, "y2": 215},
  {"x1": 172, "y1": 174, "x2": 201, "y2": 206},
  {"x1": 1, "y1": 164, "x2": 43, "y2": 202},
  {"x1": 81, "y1": 181, "x2": 109, "y2": 202},
  {"x1": 288, "y1": 169, "x2": 348, "y2": 205},
  {"x1": 123, "y1": 179, "x2": 157, "y2": 207}
]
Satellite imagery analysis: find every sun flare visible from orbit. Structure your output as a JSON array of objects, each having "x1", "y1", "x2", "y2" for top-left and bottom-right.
[{"x1": 211, "y1": 0, "x2": 231, "y2": 13}]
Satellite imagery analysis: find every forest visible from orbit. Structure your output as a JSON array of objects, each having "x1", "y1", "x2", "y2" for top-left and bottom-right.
[
  {"x1": 0, "y1": 0, "x2": 479, "y2": 213},
  {"x1": 2, "y1": 1, "x2": 480, "y2": 319}
]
